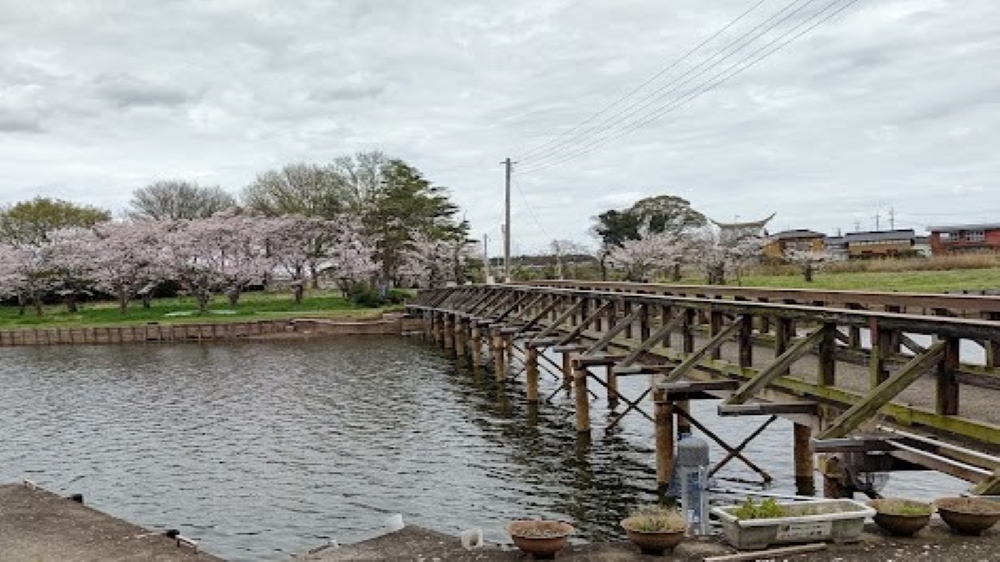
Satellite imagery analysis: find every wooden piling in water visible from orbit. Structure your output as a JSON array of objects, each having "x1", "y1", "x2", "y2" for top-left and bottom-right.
[
  {"x1": 470, "y1": 325, "x2": 482, "y2": 366},
  {"x1": 794, "y1": 422, "x2": 816, "y2": 496},
  {"x1": 492, "y1": 331, "x2": 505, "y2": 382},
  {"x1": 605, "y1": 364, "x2": 619, "y2": 409},
  {"x1": 654, "y1": 387, "x2": 675, "y2": 493},
  {"x1": 573, "y1": 359, "x2": 590, "y2": 433},
  {"x1": 526, "y1": 346, "x2": 540, "y2": 403}
]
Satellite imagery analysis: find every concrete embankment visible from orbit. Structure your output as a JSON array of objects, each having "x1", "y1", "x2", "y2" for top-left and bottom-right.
[
  {"x1": 0, "y1": 483, "x2": 222, "y2": 561},
  {"x1": 0, "y1": 315, "x2": 422, "y2": 346},
  {"x1": 299, "y1": 522, "x2": 1000, "y2": 562}
]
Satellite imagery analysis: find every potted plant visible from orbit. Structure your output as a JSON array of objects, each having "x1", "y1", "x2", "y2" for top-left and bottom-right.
[
  {"x1": 868, "y1": 498, "x2": 933, "y2": 536},
  {"x1": 506, "y1": 519, "x2": 574, "y2": 559},
  {"x1": 620, "y1": 505, "x2": 687, "y2": 555},
  {"x1": 711, "y1": 496, "x2": 875, "y2": 550},
  {"x1": 934, "y1": 497, "x2": 1000, "y2": 535}
]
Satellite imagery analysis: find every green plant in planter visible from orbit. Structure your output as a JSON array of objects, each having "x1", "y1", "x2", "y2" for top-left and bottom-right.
[
  {"x1": 732, "y1": 497, "x2": 787, "y2": 520},
  {"x1": 872, "y1": 498, "x2": 932, "y2": 516}
]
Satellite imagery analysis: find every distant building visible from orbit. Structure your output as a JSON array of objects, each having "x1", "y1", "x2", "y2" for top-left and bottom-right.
[
  {"x1": 843, "y1": 229, "x2": 916, "y2": 258},
  {"x1": 823, "y1": 235, "x2": 848, "y2": 260},
  {"x1": 927, "y1": 223, "x2": 1000, "y2": 255},
  {"x1": 763, "y1": 229, "x2": 827, "y2": 259}
]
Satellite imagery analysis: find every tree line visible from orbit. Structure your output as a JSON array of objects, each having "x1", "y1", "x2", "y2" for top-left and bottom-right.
[{"x1": 0, "y1": 151, "x2": 473, "y2": 315}]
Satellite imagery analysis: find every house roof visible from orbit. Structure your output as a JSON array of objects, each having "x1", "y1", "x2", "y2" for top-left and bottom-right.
[
  {"x1": 927, "y1": 223, "x2": 1000, "y2": 233},
  {"x1": 824, "y1": 236, "x2": 846, "y2": 246},
  {"x1": 709, "y1": 212, "x2": 776, "y2": 230},
  {"x1": 843, "y1": 229, "x2": 916, "y2": 243},
  {"x1": 772, "y1": 229, "x2": 826, "y2": 240}
]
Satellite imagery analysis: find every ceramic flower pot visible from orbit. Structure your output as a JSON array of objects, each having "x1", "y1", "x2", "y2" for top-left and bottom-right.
[
  {"x1": 507, "y1": 520, "x2": 574, "y2": 559},
  {"x1": 868, "y1": 499, "x2": 933, "y2": 537},
  {"x1": 934, "y1": 497, "x2": 1000, "y2": 536},
  {"x1": 620, "y1": 517, "x2": 685, "y2": 555}
]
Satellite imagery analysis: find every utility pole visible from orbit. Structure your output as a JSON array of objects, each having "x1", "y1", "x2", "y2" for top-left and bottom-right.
[
  {"x1": 502, "y1": 157, "x2": 513, "y2": 282},
  {"x1": 483, "y1": 234, "x2": 491, "y2": 283},
  {"x1": 874, "y1": 211, "x2": 881, "y2": 231},
  {"x1": 889, "y1": 207, "x2": 896, "y2": 230}
]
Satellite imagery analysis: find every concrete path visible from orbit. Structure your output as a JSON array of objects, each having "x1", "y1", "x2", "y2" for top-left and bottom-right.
[{"x1": 0, "y1": 484, "x2": 222, "y2": 562}]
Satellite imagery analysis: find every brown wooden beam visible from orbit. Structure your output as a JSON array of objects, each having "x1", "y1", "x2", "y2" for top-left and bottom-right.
[{"x1": 726, "y1": 327, "x2": 826, "y2": 405}]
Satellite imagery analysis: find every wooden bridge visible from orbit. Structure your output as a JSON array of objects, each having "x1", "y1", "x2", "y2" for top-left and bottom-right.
[{"x1": 406, "y1": 281, "x2": 1000, "y2": 498}]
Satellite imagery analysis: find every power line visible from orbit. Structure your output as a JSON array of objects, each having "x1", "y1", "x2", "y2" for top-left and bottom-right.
[
  {"x1": 517, "y1": 0, "x2": 860, "y2": 176},
  {"x1": 518, "y1": 0, "x2": 814, "y2": 169},
  {"x1": 513, "y1": 0, "x2": 771, "y2": 161}
]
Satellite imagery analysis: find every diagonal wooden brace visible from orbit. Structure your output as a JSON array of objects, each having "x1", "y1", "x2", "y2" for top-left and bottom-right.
[
  {"x1": 662, "y1": 317, "x2": 744, "y2": 384},
  {"x1": 819, "y1": 340, "x2": 946, "y2": 440},
  {"x1": 726, "y1": 327, "x2": 827, "y2": 405}
]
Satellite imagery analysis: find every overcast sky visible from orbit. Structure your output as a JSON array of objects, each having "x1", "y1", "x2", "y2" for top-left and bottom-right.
[{"x1": 1, "y1": 0, "x2": 997, "y2": 253}]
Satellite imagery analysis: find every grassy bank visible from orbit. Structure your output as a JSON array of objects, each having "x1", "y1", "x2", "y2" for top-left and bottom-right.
[
  {"x1": 0, "y1": 290, "x2": 394, "y2": 329},
  {"x1": 732, "y1": 268, "x2": 1000, "y2": 293}
]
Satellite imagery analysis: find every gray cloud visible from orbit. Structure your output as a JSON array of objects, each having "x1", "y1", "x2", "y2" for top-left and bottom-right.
[{"x1": 0, "y1": 0, "x2": 997, "y2": 250}]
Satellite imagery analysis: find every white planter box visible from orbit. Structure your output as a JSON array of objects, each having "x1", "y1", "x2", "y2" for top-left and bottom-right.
[{"x1": 711, "y1": 499, "x2": 875, "y2": 550}]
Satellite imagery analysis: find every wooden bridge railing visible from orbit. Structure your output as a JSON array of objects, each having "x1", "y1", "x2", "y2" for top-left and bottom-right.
[{"x1": 409, "y1": 283, "x2": 1000, "y2": 493}]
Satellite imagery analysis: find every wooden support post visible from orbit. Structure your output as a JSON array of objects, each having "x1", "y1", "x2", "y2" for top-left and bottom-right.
[
  {"x1": 676, "y1": 400, "x2": 691, "y2": 437},
  {"x1": 606, "y1": 364, "x2": 619, "y2": 409},
  {"x1": 727, "y1": 327, "x2": 826, "y2": 405},
  {"x1": 470, "y1": 325, "x2": 482, "y2": 366},
  {"x1": 738, "y1": 313, "x2": 753, "y2": 369},
  {"x1": 623, "y1": 301, "x2": 633, "y2": 340},
  {"x1": 758, "y1": 298, "x2": 770, "y2": 335},
  {"x1": 453, "y1": 319, "x2": 465, "y2": 359},
  {"x1": 682, "y1": 308, "x2": 695, "y2": 354},
  {"x1": 492, "y1": 331, "x2": 506, "y2": 381},
  {"x1": 573, "y1": 360, "x2": 591, "y2": 433},
  {"x1": 432, "y1": 313, "x2": 442, "y2": 344},
  {"x1": 561, "y1": 351, "x2": 573, "y2": 389},
  {"x1": 654, "y1": 387, "x2": 675, "y2": 494},
  {"x1": 869, "y1": 319, "x2": 893, "y2": 388},
  {"x1": 526, "y1": 346, "x2": 540, "y2": 403},
  {"x1": 936, "y1": 336, "x2": 960, "y2": 415},
  {"x1": 818, "y1": 323, "x2": 836, "y2": 386},
  {"x1": 443, "y1": 315, "x2": 456, "y2": 350},
  {"x1": 661, "y1": 306, "x2": 673, "y2": 348},
  {"x1": 847, "y1": 303, "x2": 862, "y2": 348},
  {"x1": 983, "y1": 312, "x2": 1000, "y2": 369},
  {"x1": 794, "y1": 423, "x2": 816, "y2": 496},
  {"x1": 774, "y1": 317, "x2": 791, "y2": 376},
  {"x1": 821, "y1": 455, "x2": 852, "y2": 499},
  {"x1": 709, "y1": 309, "x2": 724, "y2": 360}
]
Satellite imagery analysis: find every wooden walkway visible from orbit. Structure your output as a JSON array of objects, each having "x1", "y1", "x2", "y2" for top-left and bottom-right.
[{"x1": 407, "y1": 282, "x2": 1000, "y2": 497}]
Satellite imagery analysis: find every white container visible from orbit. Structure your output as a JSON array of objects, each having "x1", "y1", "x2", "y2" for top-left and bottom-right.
[{"x1": 711, "y1": 499, "x2": 875, "y2": 550}]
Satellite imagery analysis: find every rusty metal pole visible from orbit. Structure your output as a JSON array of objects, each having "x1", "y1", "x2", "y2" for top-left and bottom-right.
[{"x1": 794, "y1": 422, "x2": 816, "y2": 496}]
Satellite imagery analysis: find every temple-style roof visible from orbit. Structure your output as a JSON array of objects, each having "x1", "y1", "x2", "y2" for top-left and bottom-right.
[{"x1": 709, "y1": 212, "x2": 776, "y2": 230}]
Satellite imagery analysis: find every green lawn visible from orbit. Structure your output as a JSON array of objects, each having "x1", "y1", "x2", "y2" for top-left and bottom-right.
[
  {"x1": 0, "y1": 290, "x2": 394, "y2": 329},
  {"x1": 731, "y1": 268, "x2": 1000, "y2": 293}
]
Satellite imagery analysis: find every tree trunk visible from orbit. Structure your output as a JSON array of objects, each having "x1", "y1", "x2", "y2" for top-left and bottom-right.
[
  {"x1": 672, "y1": 263, "x2": 682, "y2": 282},
  {"x1": 142, "y1": 293, "x2": 153, "y2": 308},
  {"x1": 804, "y1": 264, "x2": 814, "y2": 282},
  {"x1": 293, "y1": 283, "x2": 305, "y2": 304},
  {"x1": 64, "y1": 293, "x2": 78, "y2": 314},
  {"x1": 33, "y1": 292, "x2": 43, "y2": 316},
  {"x1": 310, "y1": 264, "x2": 320, "y2": 289},
  {"x1": 118, "y1": 293, "x2": 129, "y2": 314},
  {"x1": 17, "y1": 294, "x2": 26, "y2": 316},
  {"x1": 228, "y1": 289, "x2": 241, "y2": 307},
  {"x1": 197, "y1": 291, "x2": 211, "y2": 315}
]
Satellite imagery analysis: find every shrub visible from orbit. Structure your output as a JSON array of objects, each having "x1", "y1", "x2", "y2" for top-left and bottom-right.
[{"x1": 621, "y1": 505, "x2": 687, "y2": 533}]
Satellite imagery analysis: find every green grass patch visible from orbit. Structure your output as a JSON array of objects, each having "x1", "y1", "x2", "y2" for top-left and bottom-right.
[
  {"x1": 0, "y1": 290, "x2": 397, "y2": 329},
  {"x1": 702, "y1": 268, "x2": 1000, "y2": 293}
]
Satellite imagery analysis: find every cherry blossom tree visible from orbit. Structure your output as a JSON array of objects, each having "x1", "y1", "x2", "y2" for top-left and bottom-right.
[
  {"x1": 85, "y1": 221, "x2": 169, "y2": 313},
  {"x1": 399, "y1": 233, "x2": 476, "y2": 288},
  {"x1": 0, "y1": 242, "x2": 52, "y2": 315},
  {"x1": 785, "y1": 248, "x2": 836, "y2": 282},
  {"x1": 320, "y1": 216, "x2": 379, "y2": 295},
  {"x1": 606, "y1": 231, "x2": 687, "y2": 282},
  {"x1": 690, "y1": 226, "x2": 767, "y2": 285},
  {"x1": 45, "y1": 227, "x2": 99, "y2": 313},
  {"x1": 264, "y1": 215, "x2": 331, "y2": 303}
]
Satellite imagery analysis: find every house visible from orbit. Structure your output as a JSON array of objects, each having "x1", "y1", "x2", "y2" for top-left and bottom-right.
[
  {"x1": 763, "y1": 229, "x2": 827, "y2": 259},
  {"x1": 927, "y1": 223, "x2": 1000, "y2": 255},
  {"x1": 823, "y1": 235, "x2": 848, "y2": 260},
  {"x1": 843, "y1": 229, "x2": 916, "y2": 258}
]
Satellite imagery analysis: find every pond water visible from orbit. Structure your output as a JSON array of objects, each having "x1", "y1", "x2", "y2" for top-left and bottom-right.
[{"x1": 0, "y1": 337, "x2": 968, "y2": 560}]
